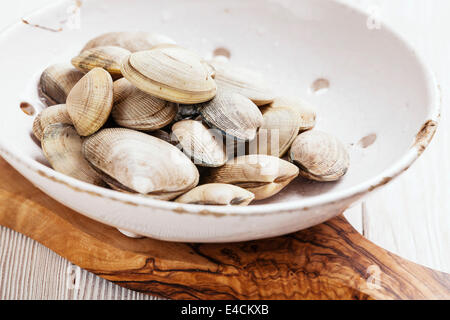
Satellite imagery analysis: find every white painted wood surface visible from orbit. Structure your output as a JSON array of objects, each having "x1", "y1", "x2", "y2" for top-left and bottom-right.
[{"x1": 0, "y1": 0, "x2": 449, "y2": 299}]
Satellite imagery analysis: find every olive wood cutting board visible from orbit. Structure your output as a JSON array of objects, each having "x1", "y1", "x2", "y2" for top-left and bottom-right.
[{"x1": 0, "y1": 158, "x2": 449, "y2": 300}]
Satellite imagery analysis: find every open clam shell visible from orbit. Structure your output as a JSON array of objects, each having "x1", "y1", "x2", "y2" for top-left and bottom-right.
[
  {"x1": 208, "y1": 60, "x2": 275, "y2": 106},
  {"x1": 81, "y1": 32, "x2": 176, "y2": 53},
  {"x1": 172, "y1": 120, "x2": 227, "y2": 167},
  {"x1": 199, "y1": 90, "x2": 263, "y2": 141},
  {"x1": 270, "y1": 97, "x2": 317, "y2": 131},
  {"x1": 72, "y1": 46, "x2": 131, "y2": 80},
  {"x1": 121, "y1": 45, "x2": 217, "y2": 104},
  {"x1": 289, "y1": 130, "x2": 350, "y2": 182},
  {"x1": 250, "y1": 106, "x2": 301, "y2": 157},
  {"x1": 39, "y1": 64, "x2": 84, "y2": 106},
  {"x1": 203, "y1": 154, "x2": 299, "y2": 200},
  {"x1": 32, "y1": 104, "x2": 72, "y2": 141},
  {"x1": 82, "y1": 128, "x2": 199, "y2": 200},
  {"x1": 66, "y1": 68, "x2": 114, "y2": 136},
  {"x1": 112, "y1": 78, "x2": 178, "y2": 131},
  {"x1": 175, "y1": 183, "x2": 255, "y2": 206},
  {"x1": 41, "y1": 123, "x2": 104, "y2": 186}
]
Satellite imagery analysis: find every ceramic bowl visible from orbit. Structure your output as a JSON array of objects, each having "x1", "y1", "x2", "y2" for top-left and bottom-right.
[{"x1": 0, "y1": 0, "x2": 440, "y2": 242}]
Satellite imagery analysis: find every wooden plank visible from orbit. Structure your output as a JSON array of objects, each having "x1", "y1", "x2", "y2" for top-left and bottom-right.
[{"x1": 0, "y1": 226, "x2": 157, "y2": 299}]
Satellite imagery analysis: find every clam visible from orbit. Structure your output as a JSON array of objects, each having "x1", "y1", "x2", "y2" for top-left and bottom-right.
[
  {"x1": 208, "y1": 60, "x2": 274, "y2": 106},
  {"x1": 72, "y1": 46, "x2": 131, "y2": 80},
  {"x1": 32, "y1": 104, "x2": 71, "y2": 141},
  {"x1": 121, "y1": 45, "x2": 217, "y2": 103},
  {"x1": 39, "y1": 64, "x2": 84, "y2": 106},
  {"x1": 172, "y1": 120, "x2": 227, "y2": 167},
  {"x1": 41, "y1": 123, "x2": 104, "y2": 185},
  {"x1": 250, "y1": 106, "x2": 301, "y2": 157},
  {"x1": 112, "y1": 78, "x2": 177, "y2": 131},
  {"x1": 270, "y1": 97, "x2": 316, "y2": 131},
  {"x1": 199, "y1": 90, "x2": 264, "y2": 141},
  {"x1": 66, "y1": 68, "x2": 114, "y2": 136},
  {"x1": 224, "y1": 137, "x2": 248, "y2": 160},
  {"x1": 289, "y1": 130, "x2": 349, "y2": 182},
  {"x1": 175, "y1": 183, "x2": 255, "y2": 206},
  {"x1": 203, "y1": 155, "x2": 299, "y2": 200},
  {"x1": 81, "y1": 32, "x2": 176, "y2": 53},
  {"x1": 82, "y1": 128, "x2": 199, "y2": 200}
]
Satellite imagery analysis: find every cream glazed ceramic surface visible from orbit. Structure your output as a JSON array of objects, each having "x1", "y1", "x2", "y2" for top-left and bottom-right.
[{"x1": 0, "y1": 0, "x2": 440, "y2": 242}]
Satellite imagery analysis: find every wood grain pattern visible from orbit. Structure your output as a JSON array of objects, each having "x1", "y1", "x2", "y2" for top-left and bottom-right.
[{"x1": 0, "y1": 159, "x2": 448, "y2": 300}]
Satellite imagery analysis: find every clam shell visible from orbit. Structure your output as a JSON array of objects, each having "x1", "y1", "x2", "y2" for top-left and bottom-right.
[
  {"x1": 66, "y1": 68, "x2": 114, "y2": 136},
  {"x1": 72, "y1": 46, "x2": 131, "y2": 80},
  {"x1": 224, "y1": 138, "x2": 248, "y2": 160},
  {"x1": 82, "y1": 128, "x2": 199, "y2": 199},
  {"x1": 81, "y1": 32, "x2": 176, "y2": 53},
  {"x1": 112, "y1": 78, "x2": 178, "y2": 130},
  {"x1": 41, "y1": 123, "x2": 104, "y2": 185},
  {"x1": 39, "y1": 64, "x2": 84, "y2": 106},
  {"x1": 199, "y1": 90, "x2": 263, "y2": 141},
  {"x1": 270, "y1": 97, "x2": 317, "y2": 131},
  {"x1": 172, "y1": 120, "x2": 227, "y2": 167},
  {"x1": 203, "y1": 155, "x2": 299, "y2": 200},
  {"x1": 95, "y1": 167, "x2": 185, "y2": 201},
  {"x1": 289, "y1": 130, "x2": 349, "y2": 182},
  {"x1": 121, "y1": 46, "x2": 217, "y2": 104},
  {"x1": 250, "y1": 106, "x2": 301, "y2": 157},
  {"x1": 175, "y1": 183, "x2": 254, "y2": 206},
  {"x1": 209, "y1": 60, "x2": 274, "y2": 106},
  {"x1": 32, "y1": 104, "x2": 72, "y2": 141},
  {"x1": 32, "y1": 114, "x2": 43, "y2": 142}
]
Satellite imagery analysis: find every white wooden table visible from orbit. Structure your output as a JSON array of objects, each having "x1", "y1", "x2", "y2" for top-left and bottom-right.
[{"x1": 1, "y1": 0, "x2": 449, "y2": 299}]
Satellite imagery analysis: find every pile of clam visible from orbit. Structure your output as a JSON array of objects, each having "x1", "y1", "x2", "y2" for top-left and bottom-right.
[{"x1": 33, "y1": 31, "x2": 350, "y2": 207}]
